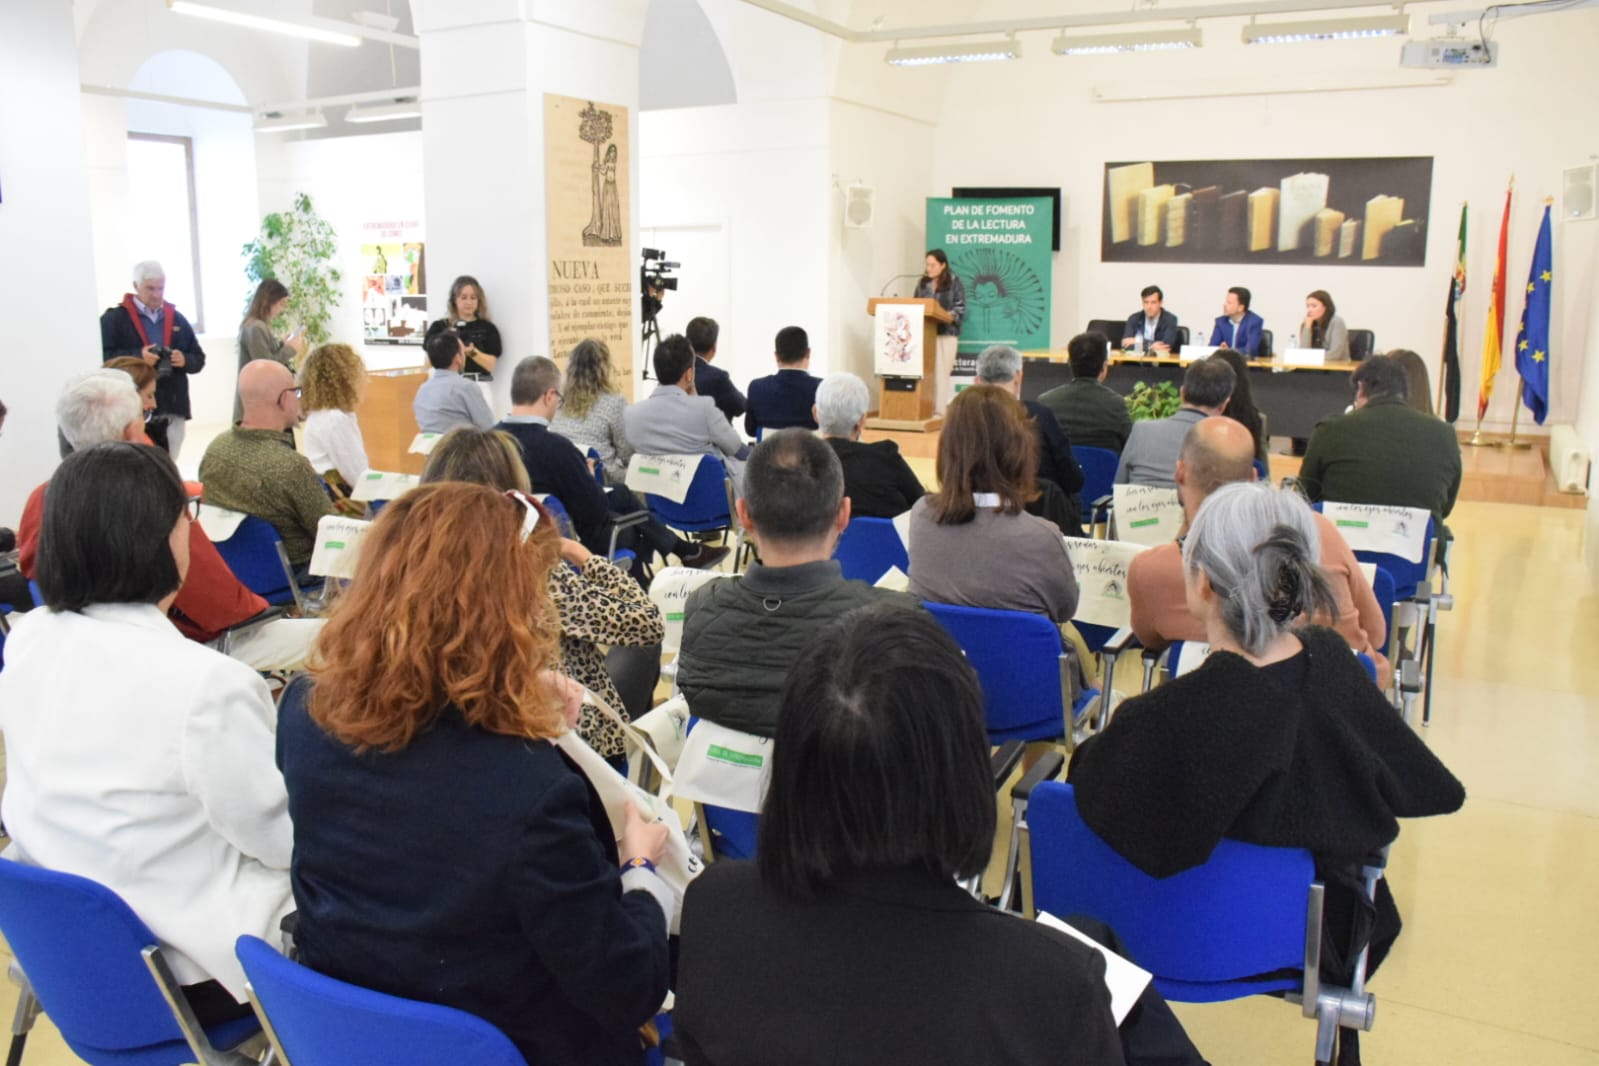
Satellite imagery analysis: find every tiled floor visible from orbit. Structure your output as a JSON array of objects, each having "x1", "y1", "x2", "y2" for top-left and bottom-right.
[{"x1": 2, "y1": 459, "x2": 1595, "y2": 1064}]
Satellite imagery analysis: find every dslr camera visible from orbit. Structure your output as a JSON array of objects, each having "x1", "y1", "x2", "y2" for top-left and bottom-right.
[{"x1": 150, "y1": 345, "x2": 175, "y2": 378}]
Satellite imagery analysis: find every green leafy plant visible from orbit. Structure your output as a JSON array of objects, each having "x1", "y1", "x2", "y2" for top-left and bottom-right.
[
  {"x1": 1126, "y1": 380, "x2": 1181, "y2": 421},
  {"x1": 241, "y1": 192, "x2": 343, "y2": 346}
]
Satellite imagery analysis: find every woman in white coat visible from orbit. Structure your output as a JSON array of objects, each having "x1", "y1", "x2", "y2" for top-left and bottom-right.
[{"x1": 0, "y1": 442, "x2": 293, "y2": 1021}]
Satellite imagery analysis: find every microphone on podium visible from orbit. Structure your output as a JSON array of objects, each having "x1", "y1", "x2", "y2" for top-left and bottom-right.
[{"x1": 879, "y1": 273, "x2": 922, "y2": 297}]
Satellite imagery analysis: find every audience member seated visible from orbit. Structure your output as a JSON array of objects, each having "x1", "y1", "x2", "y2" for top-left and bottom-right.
[
  {"x1": 678, "y1": 430, "x2": 913, "y2": 739},
  {"x1": 549, "y1": 337, "x2": 634, "y2": 486},
  {"x1": 676, "y1": 605, "x2": 1125, "y2": 1066},
  {"x1": 497, "y1": 356, "x2": 728, "y2": 571},
  {"x1": 413, "y1": 328, "x2": 494, "y2": 435},
  {"x1": 815, "y1": 372, "x2": 924, "y2": 519},
  {"x1": 1115, "y1": 357, "x2": 1235, "y2": 488},
  {"x1": 18, "y1": 371, "x2": 320, "y2": 672},
  {"x1": 1071, "y1": 483, "x2": 1465, "y2": 997},
  {"x1": 200, "y1": 361, "x2": 334, "y2": 570},
  {"x1": 1298, "y1": 355, "x2": 1463, "y2": 521},
  {"x1": 1037, "y1": 332, "x2": 1132, "y2": 454},
  {"x1": 744, "y1": 325, "x2": 821, "y2": 437},
  {"x1": 908, "y1": 386, "x2": 1080, "y2": 633},
  {"x1": 103, "y1": 354, "x2": 163, "y2": 448},
  {"x1": 1209, "y1": 348, "x2": 1268, "y2": 463},
  {"x1": 685, "y1": 315, "x2": 746, "y2": 425},
  {"x1": 975, "y1": 344, "x2": 1085, "y2": 518},
  {"x1": 1128, "y1": 418, "x2": 1391, "y2": 688},
  {"x1": 623, "y1": 333, "x2": 751, "y2": 487},
  {"x1": 299, "y1": 342, "x2": 370, "y2": 492},
  {"x1": 276, "y1": 483, "x2": 671, "y2": 1066},
  {"x1": 418, "y1": 430, "x2": 666, "y2": 769},
  {"x1": 0, "y1": 442, "x2": 293, "y2": 1019}
]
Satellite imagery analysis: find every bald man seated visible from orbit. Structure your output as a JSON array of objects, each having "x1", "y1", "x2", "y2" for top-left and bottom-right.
[
  {"x1": 1127, "y1": 416, "x2": 1391, "y2": 688},
  {"x1": 199, "y1": 360, "x2": 334, "y2": 569}
]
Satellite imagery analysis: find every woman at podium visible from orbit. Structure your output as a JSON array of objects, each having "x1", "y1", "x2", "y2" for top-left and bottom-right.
[{"x1": 913, "y1": 249, "x2": 966, "y2": 413}]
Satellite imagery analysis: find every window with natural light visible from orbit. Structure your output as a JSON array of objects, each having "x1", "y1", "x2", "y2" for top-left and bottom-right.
[{"x1": 125, "y1": 134, "x2": 204, "y2": 330}]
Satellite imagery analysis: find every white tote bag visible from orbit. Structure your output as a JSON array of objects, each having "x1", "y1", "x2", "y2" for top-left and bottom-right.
[
  {"x1": 551, "y1": 691, "x2": 703, "y2": 934},
  {"x1": 671, "y1": 718, "x2": 773, "y2": 815}
]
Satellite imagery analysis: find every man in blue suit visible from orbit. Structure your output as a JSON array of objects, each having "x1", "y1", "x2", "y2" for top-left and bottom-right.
[
  {"x1": 745, "y1": 326, "x2": 822, "y2": 437},
  {"x1": 1208, "y1": 286, "x2": 1266, "y2": 357},
  {"x1": 686, "y1": 316, "x2": 745, "y2": 424},
  {"x1": 1121, "y1": 285, "x2": 1180, "y2": 355}
]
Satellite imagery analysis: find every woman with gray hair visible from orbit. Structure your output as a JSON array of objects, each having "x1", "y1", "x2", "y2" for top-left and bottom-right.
[
  {"x1": 1068, "y1": 482, "x2": 1464, "y2": 1044},
  {"x1": 816, "y1": 372, "x2": 925, "y2": 519}
]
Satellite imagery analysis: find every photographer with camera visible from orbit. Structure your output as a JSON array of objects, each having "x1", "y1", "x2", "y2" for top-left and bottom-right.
[{"x1": 99, "y1": 260, "x2": 206, "y2": 458}]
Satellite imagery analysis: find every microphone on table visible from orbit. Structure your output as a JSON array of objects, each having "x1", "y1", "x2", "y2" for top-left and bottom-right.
[{"x1": 879, "y1": 273, "x2": 921, "y2": 297}]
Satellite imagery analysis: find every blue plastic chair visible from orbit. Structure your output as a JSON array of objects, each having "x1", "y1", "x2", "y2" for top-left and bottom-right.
[
  {"x1": 211, "y1": 515, "x2": 315, "y2": 610},
  {"x1": 534, "y1": 494, "x2": 576, "y2": 539},
  {"x1": 833, "y1": 516, "x2": 908, "y2": 584},
  {"x1": 682, "y1": 716, "x2": 760, "y2": 862},
  {"x1": 642, "y1": 455, "x2": 736, "y2": 537},
  {"x1": 1253, "y1": 457, "x2": 1269, "y2": 482},
  {"x1": 234, "y1": 935, "x2": 525, "y2": 1066},
  {"x1": 0, "y1": 861, "x2": 263, "y2": 1066},
  {"x1": 1071, "y1": 446, "x2": 1119, "y2": 527},
  {"x1": 924, "y1": 602, "x2": 1077, "y2": 744},
  {"x1": 27, "y1": 579, "x2": 43, "y2": 608}
]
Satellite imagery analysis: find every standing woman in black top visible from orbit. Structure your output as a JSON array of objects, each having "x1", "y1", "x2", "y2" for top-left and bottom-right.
[
  {"x1": 912, "y1": 249, "x2": 966, "y2": 414},
  {"x1": 425, "y1": 275, "x2": 502, "y2": 377}
]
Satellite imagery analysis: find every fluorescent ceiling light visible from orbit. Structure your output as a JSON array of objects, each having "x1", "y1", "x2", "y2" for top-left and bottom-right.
[
  {"x1": 1053, "y1": 27, "x2": 1202, "y2": 55},
  {"x1": 886, "y1": 38, "x2": 1022, "y2": 65},
  {"x1": 254, "y1": 110, "x2": 329, "y2": 133},
  {"x1": 346, "y1": 99, "x2": 422, "y2": 124},
  {"x1": 168, "y1": 1, "x2": 362, "y2": 47},
  {"x1": 1242, "y1": 13, "x2": 1410, "y2": 44}
]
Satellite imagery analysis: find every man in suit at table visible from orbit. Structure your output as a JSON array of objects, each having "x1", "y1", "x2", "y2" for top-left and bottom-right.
[
  {"x1": 623, "y1": 333, "x2": 752, "y2": 489},
  {"x1": 1121, "y1": 285, "x2": 1180, "y2": 355},
  {"x1": 1208, "y1": 285, "x2": 1266, "y2": 357},
  {"x1": 744, "y1": 326, "x2": 822, "y2": 437},
  {"x1": 686, "y1": 315, "x2": 746, "y2": 424}
]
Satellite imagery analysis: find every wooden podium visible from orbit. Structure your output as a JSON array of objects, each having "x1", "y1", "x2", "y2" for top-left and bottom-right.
[
  {"x1": 863, "y1": 297, "x2": 952, "y2": 433},
  {"x1": 356, "y1": 367, "x2": 432, "y2": 474}
]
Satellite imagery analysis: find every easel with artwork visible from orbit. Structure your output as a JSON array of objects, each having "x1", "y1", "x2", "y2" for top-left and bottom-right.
[{"x1": 864, "y1": 297, "x2": 951, "y2": 433}]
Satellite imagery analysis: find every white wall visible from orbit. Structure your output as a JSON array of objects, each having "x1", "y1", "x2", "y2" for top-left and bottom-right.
[
  {"x1": 917, "y1": 7, "x2": 1599, "y2": 433},
  {"x1": 0, "y1": 0, "x2": 102, "y2": 523}
]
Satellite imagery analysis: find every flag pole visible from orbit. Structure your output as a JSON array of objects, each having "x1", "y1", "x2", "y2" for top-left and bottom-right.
[
  {"x1": 1498, "y1": 377, "x2": 1533, "y2": 449},
  {"x1": 1467, "y1": 411, "x2": 1492, "y2": 447}
]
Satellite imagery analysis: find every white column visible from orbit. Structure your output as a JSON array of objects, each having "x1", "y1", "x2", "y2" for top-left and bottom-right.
[{"x1": 412, "y1": 1, "x2": 646, "y2": 411}]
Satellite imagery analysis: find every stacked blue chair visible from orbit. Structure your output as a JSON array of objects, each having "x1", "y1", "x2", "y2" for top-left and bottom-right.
[
  {"x1": 0, "y1": 861, "x2": 263, "y2": 1065},
  {"x1": 1023, "y1": 779, "x2": 1378, "y2": 1065},
  {"x1": 832, "y1": 516, "x2": 908, "y2": 584},
  {"x1": 212, "y1": 515, "x2": 319, "y2": 612},
  {"x1": 235, "y1": 935, "x2": 525, "y2": 1066}
]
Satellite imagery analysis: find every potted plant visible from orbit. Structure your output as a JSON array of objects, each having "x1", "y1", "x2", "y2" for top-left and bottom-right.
[
  {"x1": 241, "y1": 192, "x2": 343, "y2": 346},
  {"x1": 1125, "y1": 381, "x2": 1180, "y2": 421}
]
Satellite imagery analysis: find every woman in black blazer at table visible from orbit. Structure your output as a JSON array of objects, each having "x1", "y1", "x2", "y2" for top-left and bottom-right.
[{"x1": 675, "y1": 604, "x2": 1206, "y2": 1066}]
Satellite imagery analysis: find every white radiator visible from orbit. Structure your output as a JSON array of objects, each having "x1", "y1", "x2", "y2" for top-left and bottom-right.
[{"x1": 1549, "y1": 423, "x2": 1591, "y2": 494}]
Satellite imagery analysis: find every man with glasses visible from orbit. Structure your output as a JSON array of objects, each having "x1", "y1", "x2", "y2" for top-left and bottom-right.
[
  {"x1": 498, "y1": 356, "x2": 728, "y2": 571},
  {"x1": 414, "y1": 328, "x2": 495, "y2": 434},
  {"x1": 200, "y1": 360, "x2": 334, "y2": 570}
]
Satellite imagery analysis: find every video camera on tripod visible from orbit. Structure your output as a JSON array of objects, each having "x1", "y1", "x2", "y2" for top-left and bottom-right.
[{"x1": 640, "y1": 248, "x2": 679, "y2": 322}]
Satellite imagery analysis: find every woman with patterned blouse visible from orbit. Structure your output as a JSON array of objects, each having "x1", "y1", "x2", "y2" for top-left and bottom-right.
[{"x1": 420, "y1": 428, "x2": 664, "y2": 764}]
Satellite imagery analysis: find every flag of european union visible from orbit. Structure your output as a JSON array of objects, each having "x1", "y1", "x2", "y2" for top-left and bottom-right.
[{"x1": 1513, "y1": 205, "x2": 1553, "y2": 424}]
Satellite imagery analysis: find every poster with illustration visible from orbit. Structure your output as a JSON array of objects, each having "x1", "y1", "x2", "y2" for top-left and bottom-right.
[
  {"x1": 361, "y1": 222, "x2": 428, "y2": 345},
  {"x1": 925, "y1": 197, "x2": 1054, "y2": 363},
  {"x1": 873, "y1": 304, "x2": 925, "y2": 378}
]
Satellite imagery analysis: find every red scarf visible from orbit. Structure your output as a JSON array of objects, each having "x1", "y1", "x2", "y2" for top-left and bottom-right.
[{"x1": 122, "y1": 293, "x2": 175, "y2": 348}]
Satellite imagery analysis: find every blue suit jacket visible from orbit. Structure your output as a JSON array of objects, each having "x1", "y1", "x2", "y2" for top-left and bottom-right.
[
  {"x1": 745, "y1": 368, "x2": 822, "y2": 437},
  {"x1": 1209, "y1": 311, "x2": 1266, "y2": 356},
  {"x1": 695, "y1": 356, "x2": 745, "y2": 424}
]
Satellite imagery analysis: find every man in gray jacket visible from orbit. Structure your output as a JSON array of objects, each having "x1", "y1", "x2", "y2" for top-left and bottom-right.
[
  {"x1": 676, "y1": 430, "x2": 916, "y2": 738},
  {"x1": 1114, "y1": 357, "x2": 1235, "y2": 489}
]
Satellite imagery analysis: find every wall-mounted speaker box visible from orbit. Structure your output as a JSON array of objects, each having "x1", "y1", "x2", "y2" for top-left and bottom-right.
[
  {"x1": 1563, "y1": 164, "x2": 1597, "y2": 222},
  {"x1": 844, "y1": 184, "x2": 875, "y2": 229},
  {"x1": 1550, "y1": 424, "x2": 1591, "y2": 494}
]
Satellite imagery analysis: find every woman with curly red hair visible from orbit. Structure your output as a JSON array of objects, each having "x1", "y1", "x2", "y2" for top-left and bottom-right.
[{"x1": 276, "y1": 481, "x2": 671, "y2": 1065}]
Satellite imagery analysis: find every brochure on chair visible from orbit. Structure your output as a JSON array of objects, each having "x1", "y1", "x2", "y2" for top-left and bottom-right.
[{"x1": 1036, "y1": 911, "x2": 1152, "y2": 1024}]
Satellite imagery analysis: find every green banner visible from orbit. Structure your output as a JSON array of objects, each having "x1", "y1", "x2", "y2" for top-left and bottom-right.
[{"x1": 925, "y1": 197, "x2": 1054, "y2": 365}]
